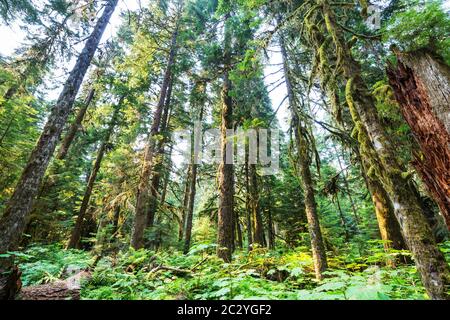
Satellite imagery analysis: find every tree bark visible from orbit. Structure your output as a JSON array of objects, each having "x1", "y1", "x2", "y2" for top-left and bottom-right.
[
  {"x1": 394, "y1": 49, "x2": 450, "y2": 134},
  {"x1": 0, "y1": 0, "x2": 118, "y2": 300},
  {"x1": 67, "y1": 104, "x2": 120, "y2": 249},
  {"x1": 387, "y1": 54, "x2": 450, "y2": 230},
  {"x1": 131, "y1": 23, "x2": 179, "y2": 249}
]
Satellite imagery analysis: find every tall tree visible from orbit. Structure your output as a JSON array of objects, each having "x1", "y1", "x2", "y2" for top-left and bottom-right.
[
  {"x1": 131, "y1": 9, "x2": 181, "y2": 249},
  {"x1": 217, "y1": 9, "x2": 235, "y2": 262},
  {"x1": 183, "y1": 82, "x2": 206, "y2": 254},
  {"x1": 280, "y1": 31, "x2": 328, "y2": 280}
]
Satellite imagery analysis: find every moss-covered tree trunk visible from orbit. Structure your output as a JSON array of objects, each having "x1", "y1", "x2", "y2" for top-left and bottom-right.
[
  {"x1": 360, "y1": 157, "x2": 406, "y2": 252},
  {"x1": 0, "y1": 0, "x2": 118, "y2": 300},
  {"x1": 316, "y1": 0, "x2": 449, "y2": 299}
]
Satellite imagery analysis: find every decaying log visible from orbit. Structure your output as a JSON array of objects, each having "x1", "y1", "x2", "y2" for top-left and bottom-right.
[
  {"x1": 387, "y1": 55, "x2": 450, "y2": 229},
  {"x1": 17, "y1": 271, "x2": 91, "y2": 300}
]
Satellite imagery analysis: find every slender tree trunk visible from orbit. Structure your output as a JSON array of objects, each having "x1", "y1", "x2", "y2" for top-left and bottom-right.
[
  {"x1": 335, "y1": 195, "x2": 350, "y2": 242},
  {"x1": 179, "y1": 167, "x2": 191, "y2": 242},
  {"x1": 160, "y1": 146, "x2": 173, "y2": 206},
  {"x1": 244, "y1": 157, "x2": 253, "y2": 251},
  {"x1": 294, "y1": 120, "x2": 328, "y2": 280},
  {"x1": 334, "y1": 145, "x2": 360, "y2": 224},
  {"x1": 131, "y1": 23, "x2": 179, "y2": 249},
  {"x1": 280, "y1": 31, "x2": 328, "y2": 280},
  {"x1": 235, "y1": 210, "x2": 243, "y2": 249},
  {"x1": 0, "y1": 116, "x2": 13, "y2": 148},
  {"x1": 249, "y1": 164, "x2": 264, "y2": 246},
  {"x1": 183, "y1": 103, "x2": 204, "y2": 254},
  {"x1": 0, "y1": 0, "x2": 118, "y2": 300},
  {"x1": 67, "y1": 104, "x2": 120, "y2": 249},
  {"x1": 183, "y1": 164, "x2": 197, "y2": 254},
  {"x1": 318, "y1": 0, "x2": 449, "y2": 299},
  {"x1": 387, "y1": 53, "x2": 450, "y2": 229},
  {"x1": 267, "y1": 205, "x2": 275, "y2": 250},
  {"x1": 57, "y1": 88, "x2": 96, "y2": 160}
]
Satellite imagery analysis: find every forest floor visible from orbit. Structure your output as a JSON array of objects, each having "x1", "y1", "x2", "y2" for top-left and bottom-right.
[{"x1": 12, "y1": 241, "x2": 450, "y2": 300}]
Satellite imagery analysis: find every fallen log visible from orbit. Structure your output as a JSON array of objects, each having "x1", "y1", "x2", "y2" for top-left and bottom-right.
[{"x1": 17, "y1": 270, "x2": 91, "y2": 300}]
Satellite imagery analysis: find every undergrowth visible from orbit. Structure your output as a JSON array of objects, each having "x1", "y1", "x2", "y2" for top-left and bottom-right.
[{"x1": 13, "y1": 240, "x2": 448, "y2": 300}]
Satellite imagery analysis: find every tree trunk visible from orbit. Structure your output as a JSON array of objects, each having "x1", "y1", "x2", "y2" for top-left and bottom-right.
[
  {"x1": 294, "y1": 120, "x2": 328, "y2": 280},
  {"x1": 387, "y1": 54, "x2": 450, "y2": 230},
  {"x1": 267, "y1": 205, "x2": 275, "y2": 250},
  {"x1": 318, "y1": 0, "x2": 450, "y2": 299},
  {"x1": 57, "y1": 88, "x2": 96, "y2": 160},
  {"x1": 0, "y1": 116, "x2": 13, "y2": 148},
  {"x1": 160, "y1": 146, "x2": 173, "y2": 206},
  {"x1": 249, "y1": 164, "x2": 264, "y2": 246},
  {"x1": 244, "y1": 157, "x2": 253, "y2": 251},
  {"x1": 217, "y1": 13, "x2": 234, "y2": 263},
  {"x1": 235, "y1": 210, "x2": 243, "y2": 249},
  {"x1": 335, "y1": 195, "x2": 350, "y2": 243},
  {"x1": 280, "y1": 31, "x2": 327, "y2": 280},
  {"x1": 67, "y1": 104, "x2": 120, "y2": 249},
  {"x1": 0, "y1": 0, "x2": 118, "y2": 300},
  {"x1": 334, "y1": 145, "x2": 360, "y2": 224},
  {"x1": 179, "y1": 167, "x2": 191, "y2": 243},
  {"x1": 183, "y1": 164, "x2": 197, "y2": 254},
  {"x1": 183, "y1": 103, "x2": 204, "y2": 254},
  {"x1": 131, "y1": 23, "x2": 179, "y2": 249}
]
